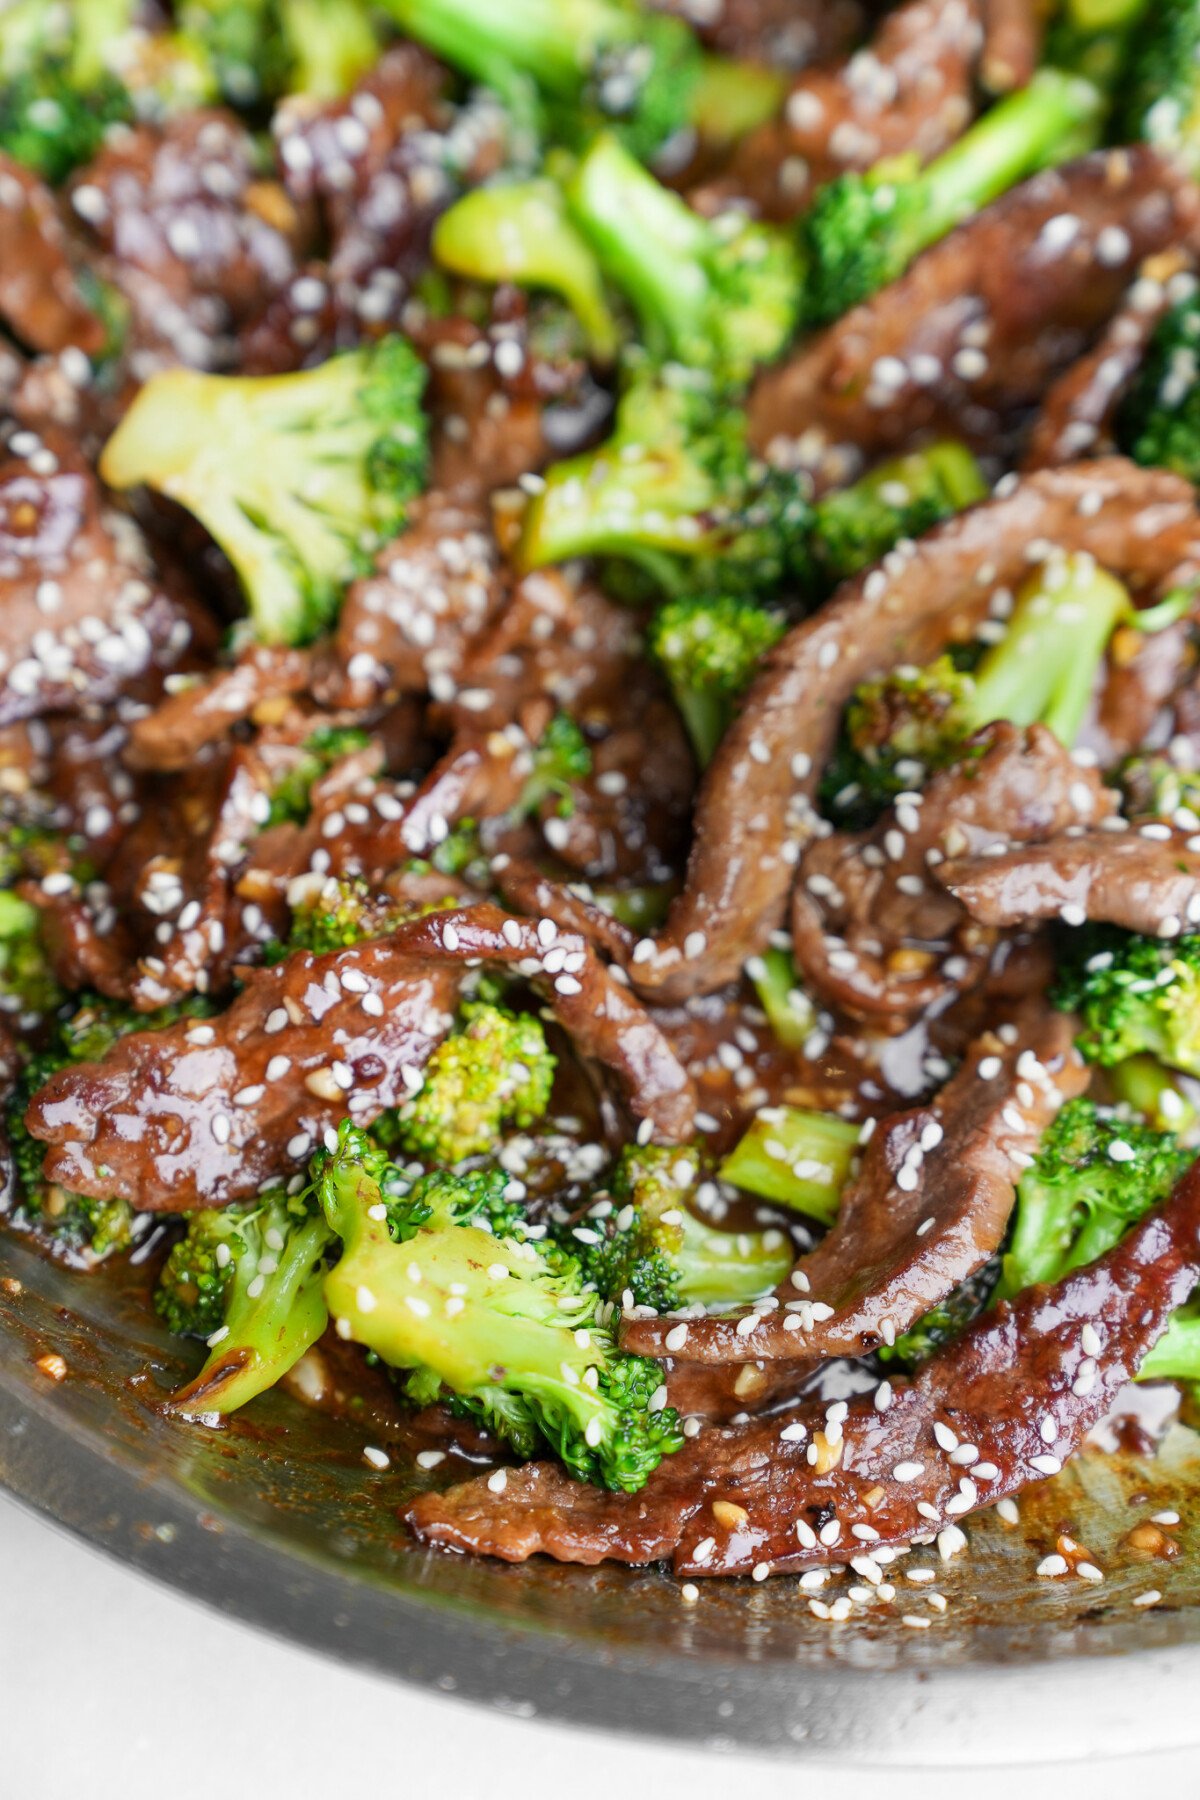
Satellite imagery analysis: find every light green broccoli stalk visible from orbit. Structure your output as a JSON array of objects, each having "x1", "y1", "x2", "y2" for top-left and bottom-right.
[
  {"x1": 158, "y1": 1192, "x2": 335, "y2": 1415},
  {"x1": 567, "y1": 132, "x2": 802, "y2": 390},
  {"x1": 719, "y1": 1105, "x2": 860, "y2": 1224}
]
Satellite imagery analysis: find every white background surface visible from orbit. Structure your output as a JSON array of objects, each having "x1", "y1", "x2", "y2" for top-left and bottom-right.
[{"x1": 3, "y1": 1496, "x2": 1200, "y2": 1800}]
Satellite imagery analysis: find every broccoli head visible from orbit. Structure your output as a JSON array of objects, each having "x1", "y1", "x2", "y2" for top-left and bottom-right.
[
  {"x1": 0, "y1": 0, "x2": 137, "y2": 184},
  {"x1": 0, "y1": 889, "x2": 61, "y2": 1024},
  {"x1": 316, "y1": 1121, "x2": 684, "y2": 1490},
  {"x1": 1117, "y1": 751, "x2": 1200, "y2": 822},
  {"x1": 433, "y1": 178, "x2": 620, "y2": 364},
  {"x1": 647, "y1": 592, "x2": 787, "y2": 766},
  {"x1": 801, "y1": 70, "x2": 1103, "y2": 327},
  {"x1": 158, "y1": 1189, "x2": 335, "y2": 1415},
  {"x1": 1117, "y1": 0, "x2": 1200, "y2": 167},
  {"x1": 1052, "y1": 924, "x2": 1200, "y2": 1076},
  {"x1": 567, "y1": 1142, "x2": 794, "y2": 1312},
  {"x1": 809, "y1": 443, "x2": 987, "y2": 585},
  {"x1": 515, "y1": 712, "x2": 593, "y2": 820},
  {"x1": 380, "y1": 0, "x2": 778, "y2": 163},
  {"x1": 518, "y1": 366, "x2": 814, "y2": 602},
  {"x1": 392, "y1": 1001, "x2": 556, "y2": 1164},
  {"x1": 1117, "y1": 287, "x2": 1200, "y2": 482},
  {"x1": 567, "y1": 133, "x2": 802, "y2": 390},
  {"x1": 996, "y1": 1095, "x2": 1192, "y2": 1296},
  {"x1": 266, "y1": 726, "x2": 373, "y2": 829},
  {"x1": 100, "y1": 336, "x2": 430, "y2": 647}
]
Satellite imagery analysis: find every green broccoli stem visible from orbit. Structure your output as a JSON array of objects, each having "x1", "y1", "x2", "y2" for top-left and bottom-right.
[
  {"x1": 1138, "y1": 1305, "x2": 1200, "y2": 1381},
  {"x1": 673, "y1": 1209, "x2": 793, "y2": 1305},
  {"x1": 379, "y1": 0, "x2": 585, "y2": 94},
  {"x1": 568, "y1": 133, "x2": 717, "y2": 362},
  {"x1": 280, "y1": 0, "x2": 379, "y2": 98},
  {"x1": 965, "y1": 553, "x2": 1130, "y2": 746},
  {"x1": 70, "y1": 0, "x2": 134, "y2": 86},
  {"x1": 1109, "y1": 1054, "x2": 1199, "y2": 1134},
  {"x1": 434, "y1": 179, "x2": 620, "y2": 362},
  {"x1": 913, "y1": 69, "x2": 1104, "y2": 250},
  {"x1": 688, "y1": 54, "x2": 785, "y2": 143},
  {"x1": 169, "y1": 1213, "x2": 333, "y2": 1416},
  {"x1": 719, "y1": 1107, "x2": 860, "y2": 1223},
  {"x1": 745, "y1": 945, "x2": 817, "y2": 1051}
]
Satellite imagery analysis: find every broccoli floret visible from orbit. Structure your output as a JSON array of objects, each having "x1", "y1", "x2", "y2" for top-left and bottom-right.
[
  {"x1": 1117, "y1": 288, "x2": 1200, "y2": 482},
  {"x1": 276, "y1": 876, "x2": 412, "y2": 956},
  {"x1": 158, "y1": 1191, "x2": 335, "y2": 1414},
  {"x1": 380, "y1": 0, "x2": 778, "y2": 162},
  {"x1": 0, "y1": 0, "x2": 133, "y2": 184},
  {"x1": 266, "y1": 726, "x2": 373, "y2": 828},
  {"x1": 100, "y1": 337, "x2": 430, "y2": 647},
  {"x1": 433, "y1": 178, "x2": 620, "y2": 363},
  {"x1": 1052, "y1": 925, "x2": 1200, "y2": 1076},
  {"x1": 824, "y1": 552, "x2": 1134, "y2": 820},
  {"x1": 1117, "y1": 0, "x2": 1200, "y2": 166},
  {"x1": 719, "y1": 1106, "x2": 860, "y2": 1224},
  {"x1": 809, "y1": 443, "x2": 988, "y2": 586},
  {"x1": 996, "y1": 1096, "x2": 1191, "y2": 1296},
  {"x1": 316, "y1": 1121, "x2": 683, "y2": 1490},
  {"x1": 647, "y1": 593, "x2": 786, "y2": 766},
  {"x1": 566, "y1": 133, "x2": 802, "y2": 390},
  {"x1": 568, "y1": 1142, "x2": 793, "y2": 1312},
  {"x1": 515, "y1": 712, "x2": 593, "y2": 819},
  {"x1": 1117, "y1": 751, "x2": 1200, "y2": 822},
  {"x1": 801, "y1": 70, "x2": 1103, "y2": 327},
  {"x1": 518, "y1": 366, "x2": 814, "y2": 601},
  {"x1": 0, "y1": 890, "x2": 61, "y2": 1024},
  {"x1": 176, "y1": 0, "x2": 286, "y2": 105},
  {"x1": 392, "y1": 1001, "x2": 556, "y2": 1164}
]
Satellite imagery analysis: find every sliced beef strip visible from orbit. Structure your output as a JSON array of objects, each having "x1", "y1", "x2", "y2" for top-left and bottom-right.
[
  {"x1": 26, "y1": 936, "x2": 461, "y2": 1212},
  {"x1": 127, "y1": 646, "x2": 313, "y2": 772},
  {"x1": 0, "y1": 157, "x2": 105, "y2": 357},
  {"x1": 749, "y1": 149, "x2": 1200, "y2": 488},
  {"x1": 698, "y1": 0, "x2": 981, "y2": 222},
  {"x1": 624, "y1": 461, "x2": 1200, "y2": 1005},
  {"x1": 406, "y1": 1153, "x2": 1200, "y2": 1571},
  {"x1": 256, "y1": 47, "x2": 507, "y2": 362},
  {"x1": 622, "y1": 1007, "x2": 1085, "y2": 1364},
  {"x1": 653, "y1": 0, "x2": 865, "y2": 70},
  {"x1": 1021, "y1": 253, "x2": 1187, "y2": 471},
  {"x1": 0, "y1": 426, "x2": 211, "y2": 728},
  {"x1": 26, "y1": 903, "x2": 696, "y2": 1209},
  {"x1": 21, "y1": 883, "x2": 137, "y2": 1002},
  {"x1": 790, "y1": 723, "x2": 1115, "y2": 1021},
  {"x1": 311, "y1": 492, "x2": 505, "y2": 711},
  {"x1": 1081, "y1": 604, "x2": 1200, "y2": 770},
  {"x1": 938, "y1": 823, "x2": 1200, "y2": 934},
  {"x1": 124, "y1": 744, "x2": 296, "y2": 1010},
  {"x1": 69, "y1": 110, "x2": 305, "y2": 376}
]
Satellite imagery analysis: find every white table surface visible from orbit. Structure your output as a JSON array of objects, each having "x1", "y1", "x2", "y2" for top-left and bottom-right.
[{"x1": 2, "y1": 1492, "x2": 1198, "y2": 1800}]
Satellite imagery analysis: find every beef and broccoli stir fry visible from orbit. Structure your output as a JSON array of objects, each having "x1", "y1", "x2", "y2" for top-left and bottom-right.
[{"x1": 10, "y1": 0, "x2": 1200, "y2": 1588}]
